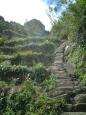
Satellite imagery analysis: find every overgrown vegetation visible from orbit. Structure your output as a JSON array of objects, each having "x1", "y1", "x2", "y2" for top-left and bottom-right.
[
  {"x1": 0, "y1": 80, "x2": 65, "y2": 115},
  {"x1": 0, "y1": 14, "x2": 62, "y2": 114},
  {"x1": 0, "y1": 0, "x2": 86, "y2": 114},
  {"x1": 51, "y1": 0, "x2": 86, "y2": 83}
]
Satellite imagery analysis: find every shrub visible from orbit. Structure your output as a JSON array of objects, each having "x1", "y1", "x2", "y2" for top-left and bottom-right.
[
  {"x1": 1, "y1": 80, "x2": 65, "y2": 115},
  {"x1": 30, "y1": 63, "x2": 50, "y2": 83},
  {"x1": 0, "y1": 65, "x2": 30, "y2": 81}
]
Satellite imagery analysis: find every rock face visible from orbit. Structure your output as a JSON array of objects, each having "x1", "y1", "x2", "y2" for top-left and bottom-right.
[{"x1": 24, "y1": 19, "x2": 49, "y2": 36}]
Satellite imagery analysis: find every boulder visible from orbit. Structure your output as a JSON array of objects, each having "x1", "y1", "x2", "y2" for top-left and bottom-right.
[
  {"x1": 66, "y1": 61, "x2": 76, "y2": 75},
  {"x1": 64, "y1": 104, "x2": 73, "y2": 112},
  {"x1": 74, "y1": 94, "x2": 86, "y2": 103}
]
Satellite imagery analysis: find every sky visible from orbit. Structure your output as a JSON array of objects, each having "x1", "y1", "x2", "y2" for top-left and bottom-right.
[{"x1": 0, "y1": 0, "x2": 55, "y2": 30}]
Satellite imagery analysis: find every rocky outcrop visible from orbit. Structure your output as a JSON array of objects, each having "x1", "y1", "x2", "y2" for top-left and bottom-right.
[{"x1": 24, "y1": 19, "x2": 49, "y2": 36}]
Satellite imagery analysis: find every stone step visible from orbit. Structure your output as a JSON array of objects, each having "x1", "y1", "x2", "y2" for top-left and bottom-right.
[
  {"x1": 55, "y1": 53, "x2": 64, "y2": 57},
  {"x1": 51, "y1": 65, "x2": 63, "y2": 68},
  {"x1": 51, "y1": 67, "x2": 65, "y2": 71},
  {"x1": 52, "y1": 88, "x2": 73, "y2": 96},
  {"x1": 56, "y1": 70, "x2": 67, "y2": 74},
  {"x1": 73, "y1": 103, "x2": 86, "y2": 112},
  {"x1": 51, "y1": 90, "x2": 66, "y2": 96},
  {"x1": 54, "y1": 60, "x2": 63, "y2": 64},
  {"x1": 55, "y1": 49, "x2": 63, "y2": 54},
  {"x1": 63, "y1": 103, "x2": 86, "y2": 112},
  {"x1": 62, "y1": 112, "x2": 86, "y2": 115},
  {"x1": 55, "y1": 79, "x2": 73, "y2": 87},
  {"x1": 52, "y1": 74, "x2": 69, "y2": 79},
  {"x1": 51, "y1": 74, "x2": 69, "y2": 79},
  {"x1": 55, "y1": 86, "x2": 73, "y2": 92},
  {"x1": 55, "y1": 56, "x2": 63, "y2": 60}
]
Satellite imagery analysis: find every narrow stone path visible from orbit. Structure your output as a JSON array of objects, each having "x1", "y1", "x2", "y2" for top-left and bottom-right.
[
  {"x1": 50, "y1": 41, "x2": 74, "y2": 96},
  {"x1": 50, "y1": 41, "x2": 86, "y2": 114}
]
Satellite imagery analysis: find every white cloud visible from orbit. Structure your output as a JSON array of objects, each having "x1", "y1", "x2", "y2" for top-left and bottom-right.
[{"x1": 0, "y1": 0, "x2": 52, "y2": 30}]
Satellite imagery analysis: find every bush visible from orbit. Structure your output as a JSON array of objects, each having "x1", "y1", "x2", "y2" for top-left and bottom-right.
[
  {"x1": 30, "y1": 63, "x2": 50, "y2": 83},
  {"x1": 1, "y1": 80, "x2": 65, "y2": 115},
  {"x1": 10, "y1": 52, "x2": 53, "y2": 66},
  {"x1": 0, "y1": 65, "x2": 30, "y2": 81},
  {"x1": 0, "y1": 55, "x2": 14, "y2": 63},
  {"x1": 66, "y1": 46, "x2": 86, "y2": 83}
]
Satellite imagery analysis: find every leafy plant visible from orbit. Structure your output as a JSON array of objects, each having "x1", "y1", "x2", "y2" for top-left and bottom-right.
[
  {"x1": 0, "y1": 65, "x2": 30, "y2": 81},
  {"x1": 30, "y1": 63, "x2": 50, "y2": 83}
]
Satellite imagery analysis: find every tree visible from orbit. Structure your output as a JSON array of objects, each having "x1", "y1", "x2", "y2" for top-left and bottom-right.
[{"x1": 51, "y1": 0, "x2": 86, "y2": 47}]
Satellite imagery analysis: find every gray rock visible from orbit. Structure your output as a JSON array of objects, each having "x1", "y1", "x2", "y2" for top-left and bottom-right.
[
  {"x1": 66, "y1": 61, "x2": 76, "y2": 75},
  {"x1": 74, "y1": 94, "x2": 86, "y2": 103},
  {"x1": 64, "y1": 104, "x2": 73, "y2": 112}
]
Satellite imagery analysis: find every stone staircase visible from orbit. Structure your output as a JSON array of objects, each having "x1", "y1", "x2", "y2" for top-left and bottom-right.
[
  {"x1": 50, "y1": 41, "x2": 74, "y2": 96},
  {"x1": 50, "y1": 41, "x2": 86, "y2": 114}
]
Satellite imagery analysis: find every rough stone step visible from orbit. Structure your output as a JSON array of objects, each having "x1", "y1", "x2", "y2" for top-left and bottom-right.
[
  {"x1": 51, "y1": 69, "x2": 66, "y2": 73},
  {"x1": 54, "y1": 73, "x2": 68, "y2": 77},
  {"x1": 52, "y1": 89, "x2": 73, "y2": 96},
  {"x1": 52, "y1": 74, "x2": 69, "y2": 79},
  {"x1": 63, "y1": 103, "x2": 86, "y2": 112},
  {"x1": 51, "y1": 90, "x2": 67, "y2": 96},
  {"x1": 54, "y1": 60, "x2": 63, "y2": 64},
  {"x1": 55, "y1": 80, "x2": 73, "y2": 87},
  {"x1": 55, "y1": 56, "x2": 63, "y2": 60},
  {"x1": 56, "y1": 84, "x2": 73, "y2": 88},
  {"x1": 55, "y1": 53, "x2": 64, "y2": 58},
  {"x1": 51, "y1": 74, "x2": 69, "y2": 79},
  {"x1": 55, "y1": 86, "x2": 73, "y2": 92},
  {"x1": 62, "y1": 112, "x2": 86, "y2": 115},
  {"x1": 51, "y1": 65, "x2": 63, "y2": 68},
  {"x1": 55, "y1": 53, "x2": 63, "y2": 56},
  {"x1": 73, "y1": 103, "x2": 86, "y2": 112},
  {"x1": 55, "y1": 50, "x2": 64, "y2": 53},
  {"x1": 51, "y1": 67, "x2": 65, "y2": 71}
]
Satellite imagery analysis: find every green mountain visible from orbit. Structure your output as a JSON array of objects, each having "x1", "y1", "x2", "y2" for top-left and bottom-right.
[{"x1": 0, "y1": 16, "x2": 49, "y2": 38}]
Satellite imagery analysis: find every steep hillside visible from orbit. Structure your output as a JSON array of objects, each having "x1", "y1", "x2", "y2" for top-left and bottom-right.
[{"x1": 0, "y1": 16, "x2": 49, "y2": 38}]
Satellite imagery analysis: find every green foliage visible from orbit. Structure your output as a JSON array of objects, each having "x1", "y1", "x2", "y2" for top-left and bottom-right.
[
  {"x1": 51, "y1": 0, "x2": 86, "y2": 48},
  {"x1": 0, "y1": 37, "x2": 5, "y2": 46},
  {"x1": 3, "y1": 107, "x2": 15, "y2": 115},
  {"x1": 0, "y1": 15, "x2": 27, "y2": 38},
  {"x1": 66, "y1": 46, "x2": 86, "y2": 82},
  {"x1": 0, "y1": 80, "x2": 65, "y2": 115},
  {"x1": 0, "y1": 55, "x2": 14, "y2": 63},
  {"x1": 0, "y1": 80, "x2": 8, "y2": 87},
  {"x1": 0, "y1": 16, "x2": 10, "y2": 35},
  {"x1": 10, "y1": 21, "x2": 27, "y2": 36},
  {"x1": 51, "y1": 0, "x2": 86, "y2": 84},
  {"x1": 0, "y1": 65, "x2": 29, "y2": 81},
  {"x1": 30, "y1": 63, "x2": 49, "y2": 83},
  {"x1": 40, "y1": 75, "x2": 57, "y2": 95}
]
